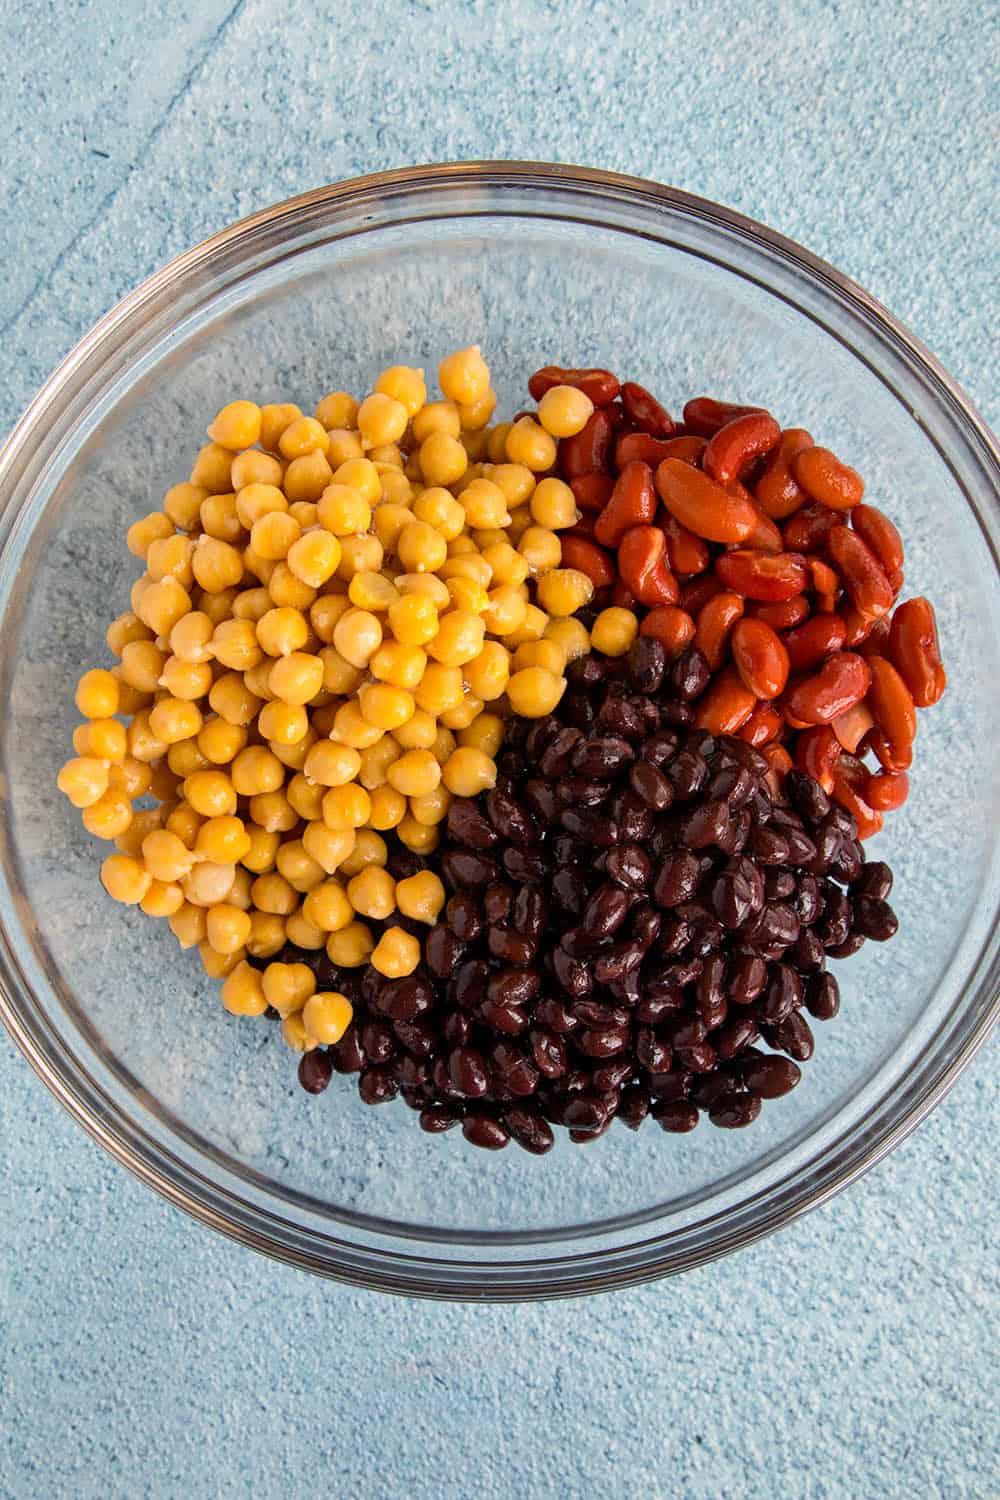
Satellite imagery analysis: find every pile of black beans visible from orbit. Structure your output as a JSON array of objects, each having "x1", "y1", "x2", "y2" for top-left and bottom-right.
[{"x1": 283, "y1": 638, "x2": 898, "y2": 1153}]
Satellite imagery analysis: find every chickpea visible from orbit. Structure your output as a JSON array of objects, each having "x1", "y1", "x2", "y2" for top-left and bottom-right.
[
  {"x1": 325, "y1": 921, "x2": 375, "y2": 968},
  {"x1": 517, "y1": 526, "x2": 561, "y2": 577},
  {"x1": 506, "y1": 666, "x2": 567, "y2": 718},
  {"x1": 284, "y1": 450, "x2": 333, "y2": 504},
  {"x1": 537, "y1": 384, "x2": 594, "y2": 437},
  {"x1": 460, "y1": 478, "x2": 510, "y2": 531},
  {"x1": 438, "y1": 345, "x2": 490, "y2": 406},
  {"x1": 370, "y1": 926, "x2": 420, "y2": 978},
  {"x1": 163, "y1": 482, "x2": 210, "y2": 532},
  {"x1": 230, "y1": 450, "x2": 283, "y2": 490},
  {"x1": 419, "y1": 432, "x2": 467, "y2": 488},
  {"x1": 279, "y1": 416, "x2": 330, "y2": 460},
  {"x1": 100, "y1": 853, "x2": 152, "y2": 906},
  {"x1": 536, "y1": 568, "x2": 594, "y2": 617},
  {"x1": 589, "y1": 606, "x2": 639, "y2": 657},
  {"x1": 262, "y1": 961, "x2": 316, "y2": 1017},
  {"x1": 367, "y1": 784, "x2": 407, "y2": 830},
  {"x1": 315, "y1": 391, "x2": 359, "y2": 429},
  {"x1": 301, "y1": 880, "x2": 354, "y2": 933},
  {"x1": 441, "y1": 746, "x2": 498, "y2": 797},
  {"x1": 458, "y1": 711, "x2": 504, "y2": 758},
  {"x1": 207, "y1": 400, "x2": 262, "y2": 451},
  {"x1": 395, "y1": 870, "x2": 446, "y2": 925},
  {"x1": 302, "y1": 991, "x2": 354, "y2": 1045},
  {"x1": 220, "y1": 961, "x2": 268, "y2": 1016}
]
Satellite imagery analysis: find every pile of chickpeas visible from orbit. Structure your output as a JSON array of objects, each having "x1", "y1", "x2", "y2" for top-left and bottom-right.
[{"x1": 57, "y1": 347, "x2": 613, "y2": 1056}]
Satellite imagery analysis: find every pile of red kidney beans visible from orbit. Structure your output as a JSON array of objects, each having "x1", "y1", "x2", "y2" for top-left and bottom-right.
[{"x1": 284, "y1": 366, "x2": 947, "y2": 1152}]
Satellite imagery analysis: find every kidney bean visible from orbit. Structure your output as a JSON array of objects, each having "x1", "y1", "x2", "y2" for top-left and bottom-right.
[
  {"x1": 737, "y1": 703, "x2": 783, "y2": 746},
  {"x1": 655, "y1": 458, "x2": 758, "y2": 543},
  {"x1": 682, "y1": 396, "x2": 768, "y2": 437},
  {"x1": 783, "y1": 614, "x2": 847, "y2": 673},
  {"x1": 678, "y1": 576, "x2": 722, "y2": 620},
  {"x1": 716, "y1": 548, "x2": 809, "y2": 602},
  {"x1": 865, "y1": 769, "x2": 908, "y2": 811},
  {"x1": 615, "y1": 525, "x2": 677, "y2": 606},
  {"x1": 782, "y1": 504, "x2": 841, "y2": 553},
  {"x1": 703, "y1": 411, "x2": 781, "y2": 485},
  {"x1": 865, "y1": 655, "x2": 917, "y2": 768},
  {"x1": 783, "y1": 651, "x2": 871, "y2": 726},
  {"x1": 753, "y1": 427, "x2": 814, "y2": 518},
  {"x1": 659, "y1": 511, "x2": 712, "y2": 575},
  {"x1": 559, "y1": 534, "x2": 616, "y2": 588},
  {"x1": 827, "y1": 526, "x2": 894, "y2": 620},
  {"x1": 850, "y1": 503, "x2": 903, "y2": 575},
  {"x1": 570, "y1": 473, "x2": 615, "y2": 515},
  {"x1": 793, "y1": 446, "x2": 864, "y2": 509},
  {"x1": 791, "y1": 726, "x2": 839, "y2": 794},
  {"x1": 559, "y1": 406, "x2": 616, "y2": 479},
  {"x1": 810, "y1": 557, "x2": 840, "y2": 604},
  {"x1": 635, "y1": 605, "x2": 694, "y2": 660},
  {"x1": 750, "y1": 595, "x2": 810, "y2": 631},
  {"x1": 888, "y1": 597, "x2": 946, "y2": 706},
  {"x1": 692, "y1": 665, "x2": 757, "y2": 734},
  {"x1": 742, "y1": 506, "x2": 784, "y2": 553},
  {"x1": 615, "y1": 431, "x2": 682, "y2": 469},
  {"x1": 831, "y1": 700, "x2": 875, "y2": 752},
  {"x1": 731, "y1": 617, "x2": 790, "y2": 700},
  {"x1": 855, "y1": 614, "x2": 891, "y2": 659},
  {"x1": 528, "y1": 365, "x2": 621, "y2": 405},
  {"x1": 594, "y1": 461, "x2": 658, "y2": 547},
  {"x1": 693, "y1": 590, "x2": 744, "y2": 672},
  {"x1": 831, "y1": 768, "x2": 883, "y2": 841},
  {"x1": 657, "y1": 435, "x2": 709, "y2": 466},
  {"x1": 619, "y1": 380, "x2": 673, "y2": 437}
]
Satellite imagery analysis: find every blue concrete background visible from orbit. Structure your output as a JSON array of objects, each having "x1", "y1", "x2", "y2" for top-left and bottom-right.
[{"x1": 1, "y1": 2, "x2": 997, "y2": 1496}]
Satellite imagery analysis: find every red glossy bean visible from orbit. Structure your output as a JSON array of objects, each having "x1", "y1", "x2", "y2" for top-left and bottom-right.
[
  {"x1": 594, "y1": 461, "x2": 658, "y2": 548},
  {"x1": 851, "y1": 504, "x2": 903, "y2": 576},
  {"x1": 528, "y1": 366, "x2": 621, "y2": 406},
  {"x1": 783, "y1": 614, "x2": 848, "y2": 672},
  {"x1": 715, "y1": 549, "x2": 809, "y2": 601},
  {"x1": 682, "y1": 397, "x2": 768, "y2": 437},
  {"x1": 793, "y1": 446, "x2": 865, "y2": 510},
  {"x1": 694, "y1": 591, "x2": 744, "y2": 672},
  {"x1": 794, "y1": 725, "x2": 841, "y2": 794},
  {"x1": 656, "y1": 435, "x2": 708, "y2": 465},
  {"x1": 737, "y1": 703, "x2": 783, "y2": 746},
  {"x1": 827, "y1": 527, "x2": 894, "y2": 620},
  {"x1": 731, "y1": 617, "x2": 790, "y2": 700},
  {"x1": 831, "y1": 700, "x2": 875, "y2": 752},
  {"x1": 679, "y1": 573, "x2": 723, "y2": 615},
  {"x1": 614, "y1": 432, "x2": 682, "y2": 470},
  {"x1": 692, "y1": 664, "x2": 757, "y2": 734},
  {"x1": 754, "y1": 428, "x2": 814, "y2": 519},
  {"x1": 617, "y1": 526, "x2": 678, "y2": 606},
  {"x1": 567, "y1": 511, "x2": 598, "y2": 540},
  {"x1": 750, "y1": 596, "x2": 810, "y2": 631},
  {"x1": 856, "y1": 614, "x2": 891, "y2": 659},
  {"x1": 867, "y1": 729, "x2": 913, "y2": 773},
  {"x1": 610, "y1": 579, "x2": 638, "y2": 610},
  {"x1": 559, "y1": 535, "x2": 616, "y2": 589},
  {"x1": 865, "y1": 655, "x2": 917, "y2": 770},
  {"x1": 620, "y1": 382, "x2": 673, "y2": 438},
  {"x1": 782, "y1": 505, "x2": 841, "y2": 553},
  {"x1": 887, "y1": 597, "x2": 946, "y2": 707},
  {"x1": 867, "y1": 769, "x2": 909, "y2": 812},
  {"x1": 639, "y1": 605, "x2": 696, "y2": 657},
  {"x1": 741, "y1": 505, "x2": 784, "y2": 553},
  {"x1": 761, "y1": 743, "x2": 793, "y2": 799},
  {"x1": 570, "y1": 473, "x2": 615, "y2": 512},
  {"x1": 703, "y1": 412, "x2": 781, "y2": 485},
  {"x1": 655, "y1": 459, "x2": 758, "y2": 544},
  {"x1": 559, "y1": 407, "x2": 616, "y2": 479},
  {"x1": 783, "y1": 652, "x2": 871, "y2": 725},
  {"x1": 809, "y1": 558, "x2": 839, "y2": 607},
  {"x1": 659, "y1": 511, "x2": 712, "y2": 575},
  {"x1": 831, "y1": 767, "x2": 883, "y2": 841}
]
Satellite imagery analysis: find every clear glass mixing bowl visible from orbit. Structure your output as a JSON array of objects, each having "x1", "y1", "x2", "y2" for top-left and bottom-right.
[{"x1": 0, "y1": 164, "x2": 997, "y2": 1299}]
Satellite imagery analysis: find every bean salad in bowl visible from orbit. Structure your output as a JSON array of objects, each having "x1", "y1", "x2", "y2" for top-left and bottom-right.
[{"x1": 56, "y1": 345, "x2": 947, "y2": 1155}]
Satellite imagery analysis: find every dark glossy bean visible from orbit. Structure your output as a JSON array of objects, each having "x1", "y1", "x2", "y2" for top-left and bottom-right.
[
  {"x1": 446, "y1": 893, "x2": 483, "y2": 941},
  {"x1": 488, "y1": 925, "x2": 538, "y2": 965},
  {"x1": 740, "y1": 1055, "x2": 802, "y2": 1097},
  {"x1": 360, "y1": 1021, "x2": 396, "y2": 1064},
  {"x1": 647, "y1": 1068, "x2": 693, "y2": 1099},
  {"x1": 531, "y1": 1028, "x2": 569, "y2": 1078},
  {"x1": 562, "y1": 1096, "x2": 609, "y2": 1133},
  {"x1": 605, "y1": 843, "x2": 652, "y2": 892},
  {"x1": 393, "y1": 1017, "x2": 438, "y2": 1056},
  {"x1": 715, "y1": 1016, "x2": 760, "y2": 1058},
  {"x1": 556, "y1": 775, "x2": 613, "y2": 808},
  {"x1": 330, "y1": 1028, "x2": 366, "y2": 1074},
  {"x1": 765, "y1": 1011, "x2": 815, "y2": 1061},
  {"x1": 441, "y1": 849, "x2": 500, "y2": 890},
  {"x1": 748, "y1": 826, "x2": 790, "y2": 866},
  {"x1": 486, "y1": 786, "x2": 538, "y2": 846},
  {"x1": 451, "y1": 958, "x2": 489, "y2": 1009},
  {"x1": 377, "y1": 975, "x2": 434, "y2": 1021},
  {"x1": 629, "y1": 902, "x2": 662, "y2": 949},
  {"x1": 852, "y1": 860, "x2": 893, "y2": 901},
  {"x1": 534, "y1": 998, "x2": 578, "y2": 1033},
  {"x1": 805, "y1": 971, "x2": 840, "y2": 1020},
  {"x1": 852, "y1": 895, "x2": 899, "y2": 941},
  {"x1": 593, "y1": 1058, "x2": 634, "y2": 1092},
  {"x1": 575, "y1": 1027, "x2": 629, "y2": 1058},
  {"x1": 448, "y1": 1046, "x2": 489, "y2": 1098},
  {"x1": 571, "y1": 735, "x2": 634, "y2": 778},
  {"x1": 503, "y1": 1107, "x2": 554, "y2": 1154},
  {"x1": 654, "y1": 849, "x2": 703, "y2": 907},
  {"x1": 627, "y1": 635, "x2": 667, "y2": 693},
  {"x1": 669, "y1": 748, "x2": 709, "y2": 798},
  {"x1": 727, "y1": 954, "x2": 768, "y2": 1005},
  {"x1": 761, "y1": 964, "x2": 804, "y2": 1023},
  {"x1": 441, "y1": 1011, "x2": 472, "y2": 1047},
  {"x1": 652, "y1": 1099, "x2": 700, "y2": 1132},
  {"x1": 582, "y1": 882, "x2": 631, "y2": 938},
  {"x1": 298, "y1": 1049, "x2": 333, "y2": 1094},
  {"x1": 825, "y1": 931, "x2": 867, "y2": 960},
  {"x1": 793, "y1": 874, "x2": 822, "y2": 926},
  {"x1": 422, "y1": 924, "x2": 465, "y2": 979},
  {"x1": 709, "y1": 1092, "x2": 762, "y2": 1128},
  {"x1": 640, "y1": 729, "x2": 680, "y2": 766},
  {"x1": 491, "y1": 1043, "x2": 540, "y2": 1097},
  {"x1": 674, "y1": 1041, "x2": 717, "y2": 1073},
  {"x1": 627, "y1": 760, "x2": 674, "y2": 811},
  {"x1": 671, "y1": 646, "x2": 712, "y2": 701},
  {"x1": 462, "y1": 1114, "x2": 509, "y2": 1150},
  {"x1": 512, "y1": 884, "x2": 548, "y2": 938},
  {"x1": 560, "y1": 925, "x2": 606, "y2": 958},
  {"x1": 789, "y1": 928, "x2": 826, "y2": 971},
  {"x1": 594, "y1": 942, "x2": 646, "y2": 985},
  {"x1": 636, "y1": 1027, "x2": 673, "y2": 1073},
  {"x1": 785, "y1": 769, "x2": 830, "y2": 823},
  {"x1": 559, "y1": 807, "x2": 619, "y2": 846},
  {"x1": 503, "y1": 847, "x2": 549, "y2": 882},
  {"x1": 677, "y1": 798, "x2": 731, "y2": 849},
  {"x1": 484, "y1": 882, "x2": 514, "y2": 924},
  {"x1": 446, "y1": 800, "x2": 500, "y2": 850},
  {"x1": 419, "y1": 1103, "x2": 463, "y2": 1132},
  {"x1": 479, "y1": 999, "x2": 529, "y2": 1035},
  {"x1": 359, "y1": 1066, "x2": 399, "y2": 1105},
  {"x1": 618, "y1": 1084, "x2": 650, "y2": 1129},
  {"x1": 637, "y1": 991, "x2": 684, "y2": 1022},
  {"x1": 550, "y1": 867, "x2": 589, "y2": 917},
  {"x1": 710, "y1": 869, "x2": 755, "y2": 928}
]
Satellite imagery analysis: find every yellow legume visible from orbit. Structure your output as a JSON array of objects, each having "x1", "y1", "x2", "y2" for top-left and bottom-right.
[
  {"x1": 370, "y1": 926, "x2": 421, "y2": 978},
  {"x1": 506, "y1": 666, "x2": 567, "y2": 717},
  {"x1": 589, "y1": 606, "x2": 639, "y2": 657}
]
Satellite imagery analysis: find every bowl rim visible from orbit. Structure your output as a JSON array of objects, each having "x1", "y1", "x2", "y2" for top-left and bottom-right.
[{"x1": 1, "y1": 160, "x2": 998, "y2": 1300}]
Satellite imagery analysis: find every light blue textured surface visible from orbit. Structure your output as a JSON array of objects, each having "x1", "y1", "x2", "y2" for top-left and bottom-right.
[{"x1": 1, "y1": 3, "x2": 997, "y2": 1497}]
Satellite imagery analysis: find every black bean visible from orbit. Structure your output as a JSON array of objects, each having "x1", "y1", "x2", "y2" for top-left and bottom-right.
[
  {"x1": 647, "y1": 1069, "x2": 693, "y2": 1100},
  {"x1": 521, "y1": 779, "x2": 559, "y2": 825},
  {"x1": 640, "y1": 729, "x2": 680, "y2": 766},
  {"x1": 627, "y1": 635, "x2": 667, "y2": 692},
  {"x1": 563, "y1": 1097, "x2": 609, "y2": 1133},
  {"x1": 789, "y1": 928, "x2": 826, "y2": 971},
  {"x1": 677, "y1": 798, "x2": 731, "y2": 849},
  {"x1": 760, "y1": 964, "x2": 803, "y2": 1024},
  {"x1": 531, "y1": 1029, "x2": 568, "y2": 1078},
  {"x1": 446, "y1": 799, "x2": 500, "y2": 850},
  {"x1": 593, "y1": 942, "x2": 645, "y2": 985},
  {"x1": 593, "y1": 1058, "x2": 634, "y2": 1092},
  {"x1": 852, "y1": 896, "x2": 899, "y2": 941},
  {"x1": 376, "y1": 975, "x2": 433, "y2": 1021},
  {"x1": 583, "y1": 882, "x2": 632, "y2": 938},
  {"x1": 669, "y1": 748, "x2": 708, "y2": 798},
  {"x1": 488, "y1": 925, "x2": 538, "y2": 965},
  {"x1": 448, "y1": 1046, "x2": 489, "y2": 1098},
  {"x1": 503, "y1": 1107, "x2": 554, "y2": 1154},
  {"x1": 559, "y1": 808, "x2": 619, "y2": 846},
  {"x1": 605, "y1": 843, "x2": 652, "y2": 892},
  {"x1": 419, "y1": 1103, "x2": 463, "y2": 1132},
  {"x1": 441, "y1": 849, "x2": 500, "y2": 890},
  {"x1": 423, "y1": 925, "x2": 465, "y2": 978},
  {"x1": 503, "y1": 847, "x2": 549, "y2": 882},
  {"x1": 556, "y1": 775, "x2": 612, "y2": 808},
  {"x1": 298, "y1": 1049, "x2": 333, "y2": 1094},
  {"x1": 534, "y1": 998, "x2": 577, "y2": 1033},
  {"x1": 675, "y1": 1041, "x2": 717, "y2": 1074},
  {"x1": 852, "y1": 860, "x2": 893, "y2": 901},
  {"x1": 442, "y1": 1011, "x2": 472, "y2": 1047},
  {"x1": 671, "y1": 645, "x2": 711, "y2": 700},
  {"x1": 805, "y1": 971, "x2": 840, "y2": 1021},
  {"x1": 708, "y1": 1092, "x2": 762, "y2": 1128},
  {"x1": 330, "y1": 1028, "x2": 366, "y2": 1074},
  {"x1": 652, "y1": 1099, "x2": 699, "y2": 1132},
  {"x1": 765, "y1": 1011, "x2": 815, "y2": 1061},
  {"x1": 825, "y1": 932, "x2": 866, "y2": 960},
  {"x1": 618, "y1": 1084, "x2": 650, "y2": 1130},
  {"x1": 479, "y1": 999, "x2": 529, "y2": 1035},
  {"x1": 539, "y1": 725, "x2": 585, "y2": 777},
  {"x1": 739, "y1": 1055, "x2": 802, "y2": 1097},
  {"x1": 451, "y1": 959, "x2": 490, "y2": 1009},
  {"x1": 629, "y1": 902, "x2": 662, "y2": 949},
  {"x1": 462, "y1": 1114, "x2": 510, "y2": 1150},
  {"x1": 629, "y1": 760, "x2": 674, "y2": 811},
  {"x1": 793, "y1": 874, "x2": 823, "y2": 926},
  {"x1": 484, "y1": 882, "x2": 514, "y2": 923},
  {"x1": 654, "y1": 849, "x2": 703, "y2": 908},
  {"x1": 360, "y1": 1021, "x2": 396, "y2": 1064},
  {"x1": 715, "y1": 1016, "x2": 760, "y2": 1059},
  {"x1": 575, "y1": 1027, "x2": 629, "y2": 1058},
  {"x1": 551, "y1": 867, "x2": 589, "y2": 916},
  {"x1": 785, "y1": 770, "x2": 830, "y2": 823},
  {"x1": 446, "y1": 893, "x2": 483, "y2": 941},
  {"x1": 393, "y1": 1017, "x2": 438, "y2": 1056},
  {"x1": 358, "y1": 1067, "x2": 398, "y2": 1105}
]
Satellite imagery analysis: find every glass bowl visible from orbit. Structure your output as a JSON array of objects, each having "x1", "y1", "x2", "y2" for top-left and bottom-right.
[{"x1": 1, "y1": 163, "x2": 997, "y2": 1300}]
